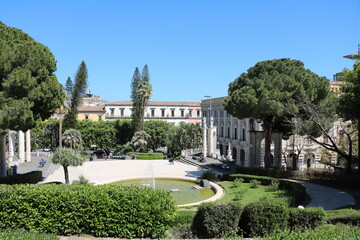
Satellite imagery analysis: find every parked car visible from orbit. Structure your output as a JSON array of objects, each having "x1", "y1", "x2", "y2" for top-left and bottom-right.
[
  {"x1": 192, "y1": 153, "x2": 204, "y2": 161},
  {"x1": 93, "y1": 149, "x2": 108, "y2": 158}
]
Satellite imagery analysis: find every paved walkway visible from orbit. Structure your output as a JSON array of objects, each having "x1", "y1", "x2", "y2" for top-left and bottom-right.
[{"x1": 17, "y1": 155, "x2": 356, "y2": 210}]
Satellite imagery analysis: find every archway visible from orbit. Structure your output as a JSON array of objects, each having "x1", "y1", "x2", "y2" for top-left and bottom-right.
[
  {"x1": 305, "y1": 153, "x2": 315, "y2": 168},
  {"x1": 240, "y1": 149, "x2": 245, "y2": 166},
  {"x1": 232, "y1": 147, "x2": 237, "y2": 162}
]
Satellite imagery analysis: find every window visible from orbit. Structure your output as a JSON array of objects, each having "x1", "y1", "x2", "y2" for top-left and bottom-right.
[
  {"x1": 98, "y1": 115, "x2": 102, "y2": 121},
  {"x1": 242, "y1": 129, "x2": 246, "y2": 141},
  {"x1": 110, "y1": 108, "x2": 114, "y2": 117},
  {"x1": 227, "y1": 127, "x2": 230, "y2": 138},
  {"x1": 189, "y1": 109, "x2": 192, "y2": 117},
  {"x1": 234, "y1": 128, "x2": 237, "y2": 139},
  {"x1": 203, "y1": 111, "x2": 207, "y2": 118},
  {"x1": 120, "y1": 108, "x2": 124, "y2": 117},
  {"x1": 197, "y1": 110, "x2": 200, "y2": 117},
  {"x1": 221, "y1": 127, "x2": 224, "y2": 137},
  {"x1": 151, "y1": 109, "x2": 155, "y2": 117},
  {"x1": 161, "y1": 109, "x2": 165, "y2": 117},
  {"x1": 84, "y1": 115, "x2": 89, "y2": 120},
  {"x1": 180, "y1": 109, "x2": 184, "y2": 117},
  {"x1": 171, "y1": 109, "x2": 175, "y2": 117}
]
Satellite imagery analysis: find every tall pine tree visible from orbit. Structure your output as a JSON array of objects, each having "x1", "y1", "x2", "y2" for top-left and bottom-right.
[
  {"x1": 131, "y1": 67, "x2": 142, "y2": 131},
  {"x1": 63, "y1": 61, "x2": 88, "y2": 130}
]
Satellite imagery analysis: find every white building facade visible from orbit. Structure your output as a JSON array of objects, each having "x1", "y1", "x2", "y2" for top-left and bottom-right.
[
  {"x1": 105, "y1": 101, "x2": 202, "y2": 125},
  {"x1": 201, "y1": 97, "x2": 335, "y2": 169}
]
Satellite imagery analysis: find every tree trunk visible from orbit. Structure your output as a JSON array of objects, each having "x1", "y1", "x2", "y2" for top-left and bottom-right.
[
  {"x1": 59, "y1": 113, "x2": 63, "y2": 148},
  {"x1": 0, "y1": 134, "x2": 7, "y2": 177},
  {"x1": 263, "y1": 116, "x2": 273, "y2": 168},
  {"x1": 63, "y1": 165, "x2": 70, "y2": 184},
  {"x1": 141, "y1": 99, "x2": 145, "y2": 131}
]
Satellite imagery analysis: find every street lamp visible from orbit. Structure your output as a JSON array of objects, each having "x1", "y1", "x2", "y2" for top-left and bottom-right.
[{"x1": 204, "y1": 95, "x2": 211, "y2": 118}]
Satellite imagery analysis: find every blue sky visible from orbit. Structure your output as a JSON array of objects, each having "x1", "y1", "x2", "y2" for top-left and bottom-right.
[{"x1": 1, "y1": 0, "x2": 359, "y2": 102}]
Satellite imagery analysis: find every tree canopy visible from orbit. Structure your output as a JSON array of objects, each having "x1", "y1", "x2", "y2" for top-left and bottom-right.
[
  {"x1": 224, "y1": 58, "x2": 330, "y2": 167},
  {"x1": 0, "y1": 21, "x2": 65, "y2": 131}
]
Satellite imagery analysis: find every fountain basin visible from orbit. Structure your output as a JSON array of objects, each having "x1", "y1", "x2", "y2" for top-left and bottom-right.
[{"x1": 100, "y1": 176, "x2": 224, "y2": 207}]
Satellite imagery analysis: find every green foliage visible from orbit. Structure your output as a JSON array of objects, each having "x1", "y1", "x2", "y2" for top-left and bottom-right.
[
  {"x1": 0, "y1": 184, "x2": 176, "y2": 238},
  {"x1": 192, "y1": 203, "x2": 242, "y2": 238},
  {"x1": 167, "y1": 122, "x2": 202, "y2": 157},
  {"x1": 62, "y1": 128, "x2": 82, "y2": 149},
  {"x1": 288, "y1": 207, "x2": 326, "y2": 230},
  {"x1": 233, "y1": 189, "x2": 248, "y2": 201},
  {"x1": 224, "y1": 58, "x2": 331, "y2": 168},
  {"x1": 173, "y1": 211, "x2": 196, "y2": 226},
  {"x1": 250, "y1": 179, "x2": 260, "y2": 188},
  {"x1": 144, "y1": 120, "x2": 173, "y2": 151},
  {"x1": 200, "y1": 170, "x2": 218, "y2": 181},
  {"x1": 0, "y1": 229, "x2": 58, "y2": 240},
  {"x1": 0, "y1": 171, "x2": 42, "y2": 184},
  {"x1": 114, "y1": 119, "x2": 133, "y2": 145},
  {"x1": 131, "y1": 131, "x2": 150, "y2": 152},
  {"x1": 76, "y1": 120, "x2": 117, "y2": 150},
  {"x1": 129, "y1": 152, "x2": 165, "y2": 160},
  {"x1": 268, "y1": 179, "x2": 280, "y2": 191},
  {"x1": 266, "y1": 224, "x2": 360, "y2": 240},
  {"x1": 326, "y1": 208, "x2": 360, "y2": 225},
  {"x1": 0, "y1": 22, "x2": 65, "y2": 131},
  {"x1": 239, "y1": 201, "x2": 289, "y2": 237},
  {"x1": 232, "y1": 177, "x2": 244, "y2": 188},
  {"x1": 51, "y1": 147, "x2": 85, "y2": 184},
  {"x1": 72, "y1": 175, "x2": 89, "y2": 185}
]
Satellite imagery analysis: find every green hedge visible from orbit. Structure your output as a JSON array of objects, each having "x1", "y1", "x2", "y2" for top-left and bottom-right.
[
  {"x1": 0, "y1": 184, "x2": 176, "y2": 238},
  {"x1": 239, "y1": 201, "x2": 288, "y2": 237},
  {"x1": 288, "y1": 207, "x2": 326, "y2": 230},
  {"x1": 229, "y1": 173, "x2": 306, "y2": 206},
  {"x1": 326, "y1": 208, "x2": 360, "y2": 225},
  {"x1": 129, "y1": 152, "x2": 166, "y2": 159},
  {"x1": 191, "y1": 203, "x2": 241, "y2": 238},
  {"x1": 0, "y1": 171, "x2": 42, "y2": 184}
]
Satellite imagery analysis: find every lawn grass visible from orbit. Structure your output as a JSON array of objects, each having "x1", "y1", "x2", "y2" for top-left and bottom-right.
[
  {"x1": 0, "y1": 229, "x2": 58, "y2": 240},
  {"x1": 215, "y1": 181, "x2": 292, "y2": 206}
]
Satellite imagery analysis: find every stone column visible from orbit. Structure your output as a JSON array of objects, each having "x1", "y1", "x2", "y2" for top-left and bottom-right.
[
  {"x1": 26, "y1": 130, "x2": 31, "y2": 162},
  {"x1": 202, "y1": 117, "x2": 207, "y2": 156},
  {"x1": 7, "y1": 130, "x2": 15, "y2": 164},
  {"x1": 18, "y1": 131, "x2": 25, "y2": 163}
]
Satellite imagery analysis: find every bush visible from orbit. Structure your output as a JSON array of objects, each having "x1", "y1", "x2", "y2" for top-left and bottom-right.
[
  {"x1": 326, "y1": 208, "x2": 360, "y2": 225},
  {"x1": 201, "y1": 170, "x2": 218, "y2": 181},
  {"x1": 239, "y1": 201, "x2": 289, "y2": 237},
  {"x1": 0, "y1": 171, "x2": 42, "y2": 184},
  {"x1": 288, "y1": 207, "x2": 325, "y2": 230},
  {"x1": 266, "y1": 224, "x2": 360, "y2": 240},
  {"x1": 128, "y1": 152, "x2": 165, "y2": 159},
  {"x1": 192, "y1": 203, "x2": 242, "y2": 238},
  {"x1": 268, "y1": 179, "x2": 280, "y2": 191},
  {"x1": 232, "y1": 178, "x2": 244, "y2": 188},
  {"x1": 250, "y1": 179, "x2": 260, "y2": 188},
  {"x1": 0, "y1": 184, "x2": 176, "y2": 238}
]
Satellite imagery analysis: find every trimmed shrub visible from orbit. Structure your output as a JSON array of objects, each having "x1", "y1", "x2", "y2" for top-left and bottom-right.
[
  {"x1": 201, "y1": 170, "x2": 218, "y2": 181},
  {"x1": 192, "y1": 203, "x2": 242, "y2": 238},
  {"x1": 250, "y1": 179, "x2": 260, "y2": 188},
  {"x1": 0, "y1": 184, "x2": 176, "y2": 238},
  {"x1": 288, "y1": 207, "x2": 326, "y2": 230},
  {"x1": 232, "y1": 178, "x2": 244, "y2": 188},
  {"x1": 326, "y1": 208, "x2": 360, "y2": 225},
  {"x1": 239, "y1": 201, "x2": 289, "y2": 237},
  {"x1": 0, "y1": 171, "x2": 42, "y2": 184},
  {"x1": 129, "y1": 152, "x2": 165, "y2": 159}
]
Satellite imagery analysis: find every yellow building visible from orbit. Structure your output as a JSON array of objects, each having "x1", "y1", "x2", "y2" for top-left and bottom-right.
[{"x1": 77, "y1": 106, "x2": 106, "y2": 121}]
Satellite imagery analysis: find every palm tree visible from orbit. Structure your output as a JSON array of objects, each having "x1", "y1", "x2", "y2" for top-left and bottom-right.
[
  {"x1": 131, "y1": 131, "x2": 150, "y2": 152},
  {"x1": 136, "y1": 81, "x2": 152, "y2": 131},
  {"x1": 62, "y1": 129, "x2": 82, "y2": 149},
  {"x1": 51, "y1": 147, "x2": 85, "y2": 184}
]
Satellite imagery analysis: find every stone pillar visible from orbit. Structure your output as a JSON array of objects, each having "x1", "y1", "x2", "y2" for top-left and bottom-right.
[
  {"x1": 26, "y1": 130, "x2": 31, "y2": 162},
  {"x1": 18, "y1": 131, "x2": 25, "y2": 163},
  {"x1": 8, "y1": 130, "x2": 15, "y2": 164},
  {"x1": 202, "y1": 117, "x2": 207, "y2": 156}
]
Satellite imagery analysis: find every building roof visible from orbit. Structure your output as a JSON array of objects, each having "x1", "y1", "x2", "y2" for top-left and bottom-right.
[
  {"x1": 107, "y1": 100, "x2": 200, "y2": 107},
  {"x1": 77, "y1": 105, "x2": 106, "y2": 112}
]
